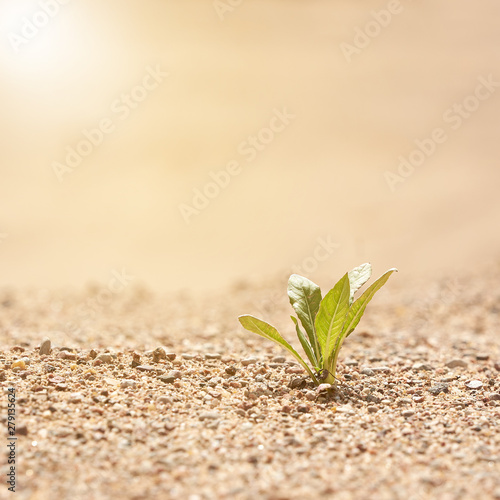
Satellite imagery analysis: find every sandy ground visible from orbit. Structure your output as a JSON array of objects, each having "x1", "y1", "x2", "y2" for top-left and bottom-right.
[{"x1": 1, "y1": 266, "x2": 499, "y2": 500}]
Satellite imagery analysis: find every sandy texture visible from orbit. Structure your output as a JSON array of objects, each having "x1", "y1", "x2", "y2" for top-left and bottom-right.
[{"x1": 1, "y1": 268, "x2": 500, "y2": 500}]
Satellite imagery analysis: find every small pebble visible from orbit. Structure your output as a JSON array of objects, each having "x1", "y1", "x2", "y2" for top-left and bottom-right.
[
  {"x1": 361, "y1": 368, "x2": 375, "y2": 376},
  {"x1": 271, "y1": 356, "x2": 286, "y2": 363},
  {"x1": 476, "y1": 353, "x2": 489, "y2": 361},
  {"x1": 371, "y1": 366, "x2": 391, "y2": 373},
  {"x1": 157, "y1": 396, "x2": 172, "y2": 405},
  {"x1": 446, "y1": 359, "x2": 467, "y2": 368},
  {"x1": 181, "y1": 354, "x2": 195, "y2": 360},
  {"x1": 135, "y1": 365, "x2": 157, "y2": 373},
  {"x1": 225, "y1": 366, "x2": 238, "y2": 376},
  {"x1": 58, "y1": 351, "x2": 76, "y2": 361},
  {"x1": 96, "y1": 353, "x2": 113, "y2": 364},
  {"x1": 241, "y1": 357, "x2": 257, "y2": 366},
  {"x1": 317, "y1": 383, "x2": 333, "y2": 393},
  {"x1": 199, "y1": 412, "x2": 220, "y2": 421},
  {"x1": 17, "y1": 425, "x2": 28, "y2": 436},
  {"x1": 39, "y1": 338, "x2": 51, "y2": 355},
  {"x1": 131, "y1": 352, "x2": 141, "y2": 368},
  {"x1": 344, "y1": 359, "x2": 358, "y2": 366},
  {"x1": 159, "y1": 371, "x2": 182, "y2": 384},
  {"x1": 285, "y1": 366, "x2": 304, "y2": 374},
  {"x1": 205, "y1": 353, "x2": 222, "y2": 360},
  {"x1": 465, "y1": 380, "x2": 483, "y2": 390},
  {"x1": 402, "y1": 410, "x2": 415, "y2": 418},
  {"x1": 159, "y1": 375, "x2": 175, "y2": 384},
  {"x1": 68, "y1": 392, "x2": 83, "y2": 403},
  {"x1": 367, "y1": 406, "x2": 378, "y2": 413},
  {"x1": 488, "y1": 393, "x2": 500, "y2": 401},
  {"x1": 120, "y1": 379, "x2": 136, "y2": 389},
  {"x1": 413, "y1": 363, "x2": 433, "y2": 371},
  {"x1": 152, "y1": 347, "x2": 167, "y2": 363},
  {"x1": 428, "y1": 383, "x2": 449, "y2": 396},
  {"x1": 11, "y1": 360, "x2": 26, "y2": 370}
]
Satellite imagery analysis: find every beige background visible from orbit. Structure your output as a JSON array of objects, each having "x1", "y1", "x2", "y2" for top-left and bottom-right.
[{"x1": 0, "y1": 0, "x2": 499, "y2": 293}]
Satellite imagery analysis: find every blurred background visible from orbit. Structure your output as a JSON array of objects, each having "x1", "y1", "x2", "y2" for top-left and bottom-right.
[{"x1": 0, "y1": 0, "x2": 499, "y2": 293}]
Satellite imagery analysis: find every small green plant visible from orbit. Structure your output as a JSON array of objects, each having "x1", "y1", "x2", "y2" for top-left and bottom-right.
[{"x1": 238, "y1": 263, "x2": 397, "y2": 386}]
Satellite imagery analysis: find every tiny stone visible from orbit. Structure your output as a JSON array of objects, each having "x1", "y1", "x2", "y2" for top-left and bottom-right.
[
  {"x1": 488, "y1": 393, "x2": 500, "y2": 401},
  {"x1": 367, "y1": 406, "x2": 378, "y2": 413},
  {"x1": 344, "y1": 359, "x2": 358, "y2": 366},
  {"x1": 336, "y1": 405, "x2": 355, "y2": 415},
  {"x1": 413, "y1": 363, "x2": 433, "y2": 371},
  {"x1": 402, "y1": 410, "x2": 415, "y2": 418},
  {"x1": 398, "y1": 398, "x2": 412, "y2": 405},
  {"x1": 131, "y1": 352, "x2": 141, "y2": 368},
  {"x1": 11, "y1": 360, "x2": 26, "y2": 370},
  {"x1": 181, "y1": 354, "x2": 195, "y2": 360},
  {"x1": 428, "y1": 383, "x2": 449, "y2": 396},
  {"x1": 96, "y1": 354, "x2": 113, "y2": 364},
  {"x1": 157, "y1": 396, "x2": 172, "y2": 404},
  {"x1": 39, "y1": 338, "x2": 51, "y2": 355},
  {"x1": 165, "y1": 353, "x2": 176, "y2": 361},
  {"x1": 413, "y1": 396, "x2": 425, "y2": 403},
  {"x1": 361, "y1": 368, "x2": 375, "y2": 376},
  {"x1": 241, "y1": 357, "x2": 257, "y2": 366},
  {"x1": 58, "y1": 351, "x2": 76, "y2": 361},
  {"x1": 304, "y1": 391, "x2": 316, "y2": 401},
  {"x1": 205, "y1": 353, "x2": 222, "y2": 360},
  {"x1": 289, "y1": 378, "x2": 306, "y2": 389},
  {"x1": 68, "y1": 392, "x2": 83, "y2": 403},
  {"x1": 297, "y1": 405, "x2": 310, "y2": 413},
  {"x1": 135, "y1": 365, "x2": 156, "y2": 373},
  {"x1": 285, "y1": 366, "x2": 304, "y2": 374},
  {"x1": 271, "y1": 356, "x2": 286, "y2": 363},
  {"x1": 120, "y1": 379, "x2": 136, "y2": 389},
  {"x1": 17, "y1": 425, "x2": 28, "y2": 436},
  {"x1": 476, "y1": 353, "x2": 489, "y2": 361},
  {"x1": 159, "y1": 371, "x2": 181, "y2": 384},
  {"x1": 152, "y1": 347, "x2": 167, "y2": 363},
  {"x1": 445, "y1": 359, "x2": 467, "y2": 368},
  {"x1": 199, "y1": 412, "x2": 220, "y2": 421},
  {"x1": 371, "y1": 366, "x2": 391, "y2": 373},
  {"x1": 317, "y1": 383, "x2": 333, "y2": 393},
  {"x1": 465, "y1": 380, "x2": 483, "y2": 390},
  {"x1": 225, "y1": 366, "x2": 237, "y2": 376},
  {"x1": 89, "y1": 349, "x2": 98, "y2": 359}
]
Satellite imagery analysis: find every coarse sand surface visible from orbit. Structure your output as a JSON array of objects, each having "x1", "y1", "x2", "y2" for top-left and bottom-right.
[{"x1": 1, "y1": 267, "x2": 499, "y2": 500}]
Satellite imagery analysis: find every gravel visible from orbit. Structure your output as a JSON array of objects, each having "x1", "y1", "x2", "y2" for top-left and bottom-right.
[
  {"x1": 39, "y1": 337, "x2": 51, "y2": 355},
  {"x1": 446, "y1": 359, "x2": 468, "y2": 368},
  {"x1": 0, "y1": 270, "x2": 499, "y2": 500}
]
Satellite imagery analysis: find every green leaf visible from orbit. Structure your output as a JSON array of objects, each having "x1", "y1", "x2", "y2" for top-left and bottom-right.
[
  {"x1": 287, "y1": 274, "x2": 322, "y2": 360},
  {"x1": 291, "y1": 316, "x2": 318, "y2": 369},
  {"x1": 314, "y1": 273, "x2": 351, "y2": 361},
  {"x1": 238, "y1": 315, "x2": 317, "y2": 383},
  {"x1": 348, "y1": 263, "x2": 372, "y2": 305},
  {"x1": 343, "y1": 268, "x2": 398, "y2": 338}
]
